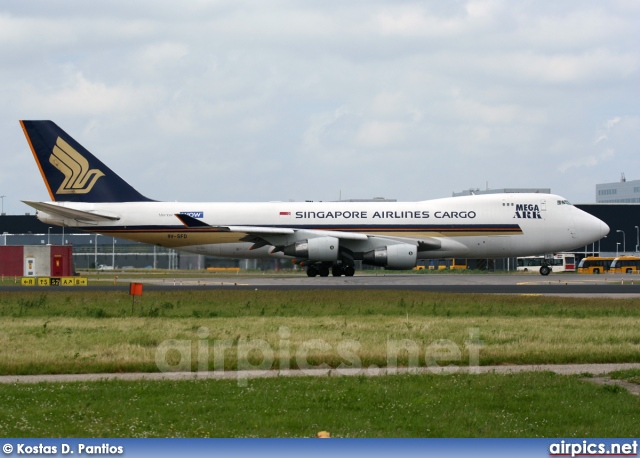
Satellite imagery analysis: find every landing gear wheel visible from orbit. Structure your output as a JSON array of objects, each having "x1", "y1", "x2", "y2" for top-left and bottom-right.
[
  {"x1": 539, "y1": 265, "x2": 551, "y2": 276},
  {"x1": 331, "y1": 265, "x2": 343, "y2": 277},
  {"x1": 318, "y1": 265, "x2": 330, "y2": 277},
  {"x1": 343, "y1": 265, "x2": 355, "y2": 277},
  {"x1": 306, "y1": 266, "x2": 318, "y2": 277}
]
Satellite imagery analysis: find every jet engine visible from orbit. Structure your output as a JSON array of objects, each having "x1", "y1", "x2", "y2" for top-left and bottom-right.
[
  {"x1": 363, "y1": 244, "x2": 417, "y2": 270},
  {"x1": 283, "y1": 236, "x2": 339, "y2": 261}
]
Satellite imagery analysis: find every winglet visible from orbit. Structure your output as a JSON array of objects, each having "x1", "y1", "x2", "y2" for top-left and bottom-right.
[{"x1": 175, "y1": 213, "x2": 213, "y2": 228}]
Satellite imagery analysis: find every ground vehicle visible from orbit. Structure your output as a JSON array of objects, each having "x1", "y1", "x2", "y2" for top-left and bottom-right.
[
  {"x1": 448, "y1": 258, "x2": 468, "y2": 270},
  {"x1": 609, "y1": 256, "x2": 640, "y2": 274},
  {"x1": 415, "y1": 258, "x2": 468, "y2": 270},
  {"x1": 576, "y1": 257, "x2": 615, "y2": 274},
  {"x1": 516, "y1": 253, "x2": 576, "y2": 274},
  {"x1": 96, "y1": 264, "x2": 114, "y2": 270}
]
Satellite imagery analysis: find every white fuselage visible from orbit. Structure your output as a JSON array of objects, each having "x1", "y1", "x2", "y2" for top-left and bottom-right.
[{"x1": 36, "y1": 193, "x2": 609, "y2": 263}]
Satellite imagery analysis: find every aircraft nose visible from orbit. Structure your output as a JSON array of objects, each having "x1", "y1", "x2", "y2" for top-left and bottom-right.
[
  {"x1": 576, "y1": 210, "x2": 609, "y2": 244},
  {"x1": 599, "y1": 220, "x2": 610, "y2": 239}
]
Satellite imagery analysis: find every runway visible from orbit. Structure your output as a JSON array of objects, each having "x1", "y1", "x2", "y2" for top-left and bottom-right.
[
  {"x1": 2, "y1": 273, "x2": 640, "y2": 295},
  {"x1": 156, "y1": 273, "x2": 640, "y2": 296},
  {"x1": 133, "y1": 273, "x2": 640, "y2": 296}
]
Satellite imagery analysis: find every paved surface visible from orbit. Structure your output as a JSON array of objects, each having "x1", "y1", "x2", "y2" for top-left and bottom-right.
[
  {"x1": 2, "y1": 363, "x2": 640, "y2": 384},
  {"x1": 2, "y1": 273, "x2": 640, "y2": 295},
  {"x1": 142, "y1": 273, "x2": 640, "y2": 296},
  {"x1": 121, "y1": 273, "x2": 640, "y2": 287},
  {"x1": 582, "y1": 377, "x2": 640, "y2": 395}
]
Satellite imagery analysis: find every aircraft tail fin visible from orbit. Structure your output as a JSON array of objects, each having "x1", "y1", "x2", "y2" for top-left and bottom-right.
[{"x1": 20, "y1": 120, "x2": 152, "y2": 203}]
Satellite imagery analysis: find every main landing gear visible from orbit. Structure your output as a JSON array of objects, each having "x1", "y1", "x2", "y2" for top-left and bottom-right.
[
  {"x1": 306, "y1": 265, "x2": 329, "y2": 277},
  {"x1": 539, "y1": 264, "x2": 551, "y2": 276},
  {"x1": 306, "y1": 263, "x2": 355, "y2": 277}
]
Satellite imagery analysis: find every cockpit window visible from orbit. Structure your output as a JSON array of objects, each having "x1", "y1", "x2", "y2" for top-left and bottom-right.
[{"x1": 556, "y1": 200, "x2": 572, "y2": 206}]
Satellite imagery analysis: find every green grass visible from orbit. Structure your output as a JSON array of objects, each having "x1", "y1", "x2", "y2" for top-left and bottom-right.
[
  {"x1": 1, "y1": 288, "x2": 638, "y2": 438},
  {"x1": 0, "y1": 372, "x2": 638, "y2": 437},
  {"x1": 2, "y1": 289, "x2": 640, "y2": 319},
  {"x1": 609, "y1": 369, "x2": 640, "y2": 385},
  {"x1": 1, "y1": 291, "x2": 639, "y2": 375}
]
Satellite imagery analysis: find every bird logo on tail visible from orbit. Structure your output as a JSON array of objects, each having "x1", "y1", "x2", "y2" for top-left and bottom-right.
[{"x1": 49, "y1": 137, "x2": 105, "y2": 195}]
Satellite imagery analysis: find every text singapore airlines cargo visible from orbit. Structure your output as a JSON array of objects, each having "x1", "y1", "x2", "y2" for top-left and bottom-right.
[{"x1": 20, "y1": 121, "x2": 609, "y2": 277}]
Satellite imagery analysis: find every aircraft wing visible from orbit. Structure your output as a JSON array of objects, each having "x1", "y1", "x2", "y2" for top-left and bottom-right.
[
  {"x1": 368, "y1": 235, "x2": 442, "y2": 251},
  {"x1": 22, "y1": 200, "x2": 121, "y2": 222},
  {"x1": 175, "y1": 213, "x2": 369, "y2": 241},
  {"x1": 175, "y1": 213, "x2": 444, "y2": 251}
]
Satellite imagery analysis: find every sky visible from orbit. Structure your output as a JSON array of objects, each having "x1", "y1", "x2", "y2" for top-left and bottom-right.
[{"x1": 1, "y1": 0, "x2": 639, "y2": 214}]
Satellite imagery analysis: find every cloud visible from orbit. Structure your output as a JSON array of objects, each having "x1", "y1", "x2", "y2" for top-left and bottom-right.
[
  {"x1": 558, "y1": 117, "x2": 622, "y2": 172},
  {"x1": 136, "y1": 42, "x2": 190, "y2": 74},
  {"x1": 558, "y1": 148, "x2": 615, "y2": 173},
  {"x1": 20, "y1": 72, "x2": 159, "y2": 116},
  {"x1": 0, "y1": 0, "x2": 638, "y2": 209},
  {"x1": 595, "y1": 117, "x2": 621, "y2": 143},
  {"x1": 355, "y1": 121, "x2": 407, "y2": 148},
  {"x1": 301, "y1": 106, "x2": 351, "y2": 155}
]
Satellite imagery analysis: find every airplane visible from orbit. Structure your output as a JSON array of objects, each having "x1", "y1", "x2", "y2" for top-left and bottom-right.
[{"x1": 20, "y1": 120, "x2": 609, "y2": 277}]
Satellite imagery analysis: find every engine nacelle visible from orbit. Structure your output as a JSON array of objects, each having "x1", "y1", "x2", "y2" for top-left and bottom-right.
[
  {"x1": 283, "y1": 236, "x2": 339, "y2": 261},
  {"x1": 363, "y1": 244, "x2": 417, "y2": 270}
]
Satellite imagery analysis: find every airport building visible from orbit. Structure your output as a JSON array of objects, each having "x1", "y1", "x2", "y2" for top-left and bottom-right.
[
  {"x1": 453, "y1": 188, "x2": 551, "y2": 197},
  {"x1": 596, "y1": 175, "x2": 640, "y2": 203},
  {"x1": 575, "y1": 204, "x2": 640, "y2": 255},
  {"x1": 0, "y1": 245, "x2": 73, "y2": 277}
]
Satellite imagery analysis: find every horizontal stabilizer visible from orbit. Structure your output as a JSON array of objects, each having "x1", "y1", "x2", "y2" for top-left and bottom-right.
[{"x1": 22, "y1": 200, "x2": 121, "y2": 222}]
